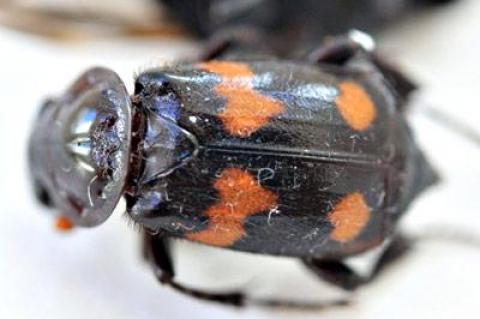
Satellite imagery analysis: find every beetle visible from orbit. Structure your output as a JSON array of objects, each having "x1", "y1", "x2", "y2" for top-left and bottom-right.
[
  {"x1": 0, "y1": 0, "x2": 457, "y2": 42},
  {"x1": 160, "y1": 0, "x2": 457, "y2": 54},
  {"x1": 28, "y1": 33, "x2": 437, "y2": 307}
]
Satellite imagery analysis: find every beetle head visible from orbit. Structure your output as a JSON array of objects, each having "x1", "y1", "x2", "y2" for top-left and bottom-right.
[{"x1": 29, "y1": 68, "x2": 132, "y2": 227}]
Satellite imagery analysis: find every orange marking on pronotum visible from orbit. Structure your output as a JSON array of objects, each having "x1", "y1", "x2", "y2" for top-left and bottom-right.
[
  {"x1": 328, "y1": 192, "x2": 370, "y2": 243},
  {"x1": 199, "y1": 61, "x2": 284, "y2": 137},
  {"x1": 55, "y1": 216, "x2": 74, "y2": 232},
  {"x1": 335, "y1": 81, "x2": 377, "y2": 131},
  {"x1": 187, "y1": 168, "x2": 278, "y2": 247}
]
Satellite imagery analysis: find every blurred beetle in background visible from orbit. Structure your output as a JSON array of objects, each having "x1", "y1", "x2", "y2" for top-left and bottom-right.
[{"x1": 160, "y1": 0, "x2": 456, "y2": 54}]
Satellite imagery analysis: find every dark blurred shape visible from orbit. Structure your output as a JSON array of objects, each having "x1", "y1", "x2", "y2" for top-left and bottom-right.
[
  {"x1": 160, "y1": 0, "x2": 457, "y2": 53},
  {"x1": 0, "y1": 0, "x2": 455, "y2": 41}
]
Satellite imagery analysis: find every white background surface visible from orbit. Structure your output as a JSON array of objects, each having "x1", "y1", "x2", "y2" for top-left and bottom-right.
[{"x1": 1, "y1": 1, "x2": 480, "y2": 318}]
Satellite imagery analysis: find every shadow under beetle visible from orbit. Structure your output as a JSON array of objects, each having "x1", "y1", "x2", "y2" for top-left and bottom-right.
[{"x1": 29, "y1": 32, "x2": 438, "y2": 307}]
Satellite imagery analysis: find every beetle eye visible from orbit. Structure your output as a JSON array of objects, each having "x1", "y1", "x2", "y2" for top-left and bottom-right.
[{"x1": 29, "y1": 68, "x2": 132, "y2": 227}]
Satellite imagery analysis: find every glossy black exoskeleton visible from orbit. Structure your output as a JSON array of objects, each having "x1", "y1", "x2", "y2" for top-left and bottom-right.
[{"x1": 29, "y1": 34, "x2": 437, "y2": 307}]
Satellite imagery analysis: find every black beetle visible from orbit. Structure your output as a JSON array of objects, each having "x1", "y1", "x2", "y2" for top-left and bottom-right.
[
  {"x1": 29, "y1": 32, "x2": 439, "y2": 307},
  {"x1": 160, "y1": 0, "x2": 457, "y2": 54}
]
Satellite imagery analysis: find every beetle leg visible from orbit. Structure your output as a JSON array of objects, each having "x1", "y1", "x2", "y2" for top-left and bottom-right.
[
  {"x1": 303, "y1": 234, "x2": 412, "y2": 291},
  {"x1": 370, "y1": 55, "x2": 418, "y2": 112},
  {"x1": 303, "y1": 259, "x2": 365, "y2": 291},
  {"x1": 307, "y1": 35, "x2": 363, "y2": 66},
  {"x1": 308, "y1": 34, "x2": 417, "y2": 112},
  {"x1": 144, "y1": 232, "x2": 350, "y2": 308},
  {"x1": 143, "y1": 232, "x2": 245, "y2": 306}
]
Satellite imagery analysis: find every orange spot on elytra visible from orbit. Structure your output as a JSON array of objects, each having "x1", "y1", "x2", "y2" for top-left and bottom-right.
[
  {"x1": 187, "y1": 168, "x2": 278, "y2": 247},
  {"x1": 335, "y1": 81, "x2": 377, "y2": 131},
  {"x1": 55, "y1": 216, "x2": 74, "y2": 232},
  {"x1": 199, "y1": 61, "x2": 284, "y2": 137},
  {"x1": 328, "y1": 193, "x2": 370, "y2": 243}
]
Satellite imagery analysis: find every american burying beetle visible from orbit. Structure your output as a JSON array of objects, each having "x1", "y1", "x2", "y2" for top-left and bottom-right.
[{"x1": 29, "y1": 32, "x2": 438, "y2": 307}]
